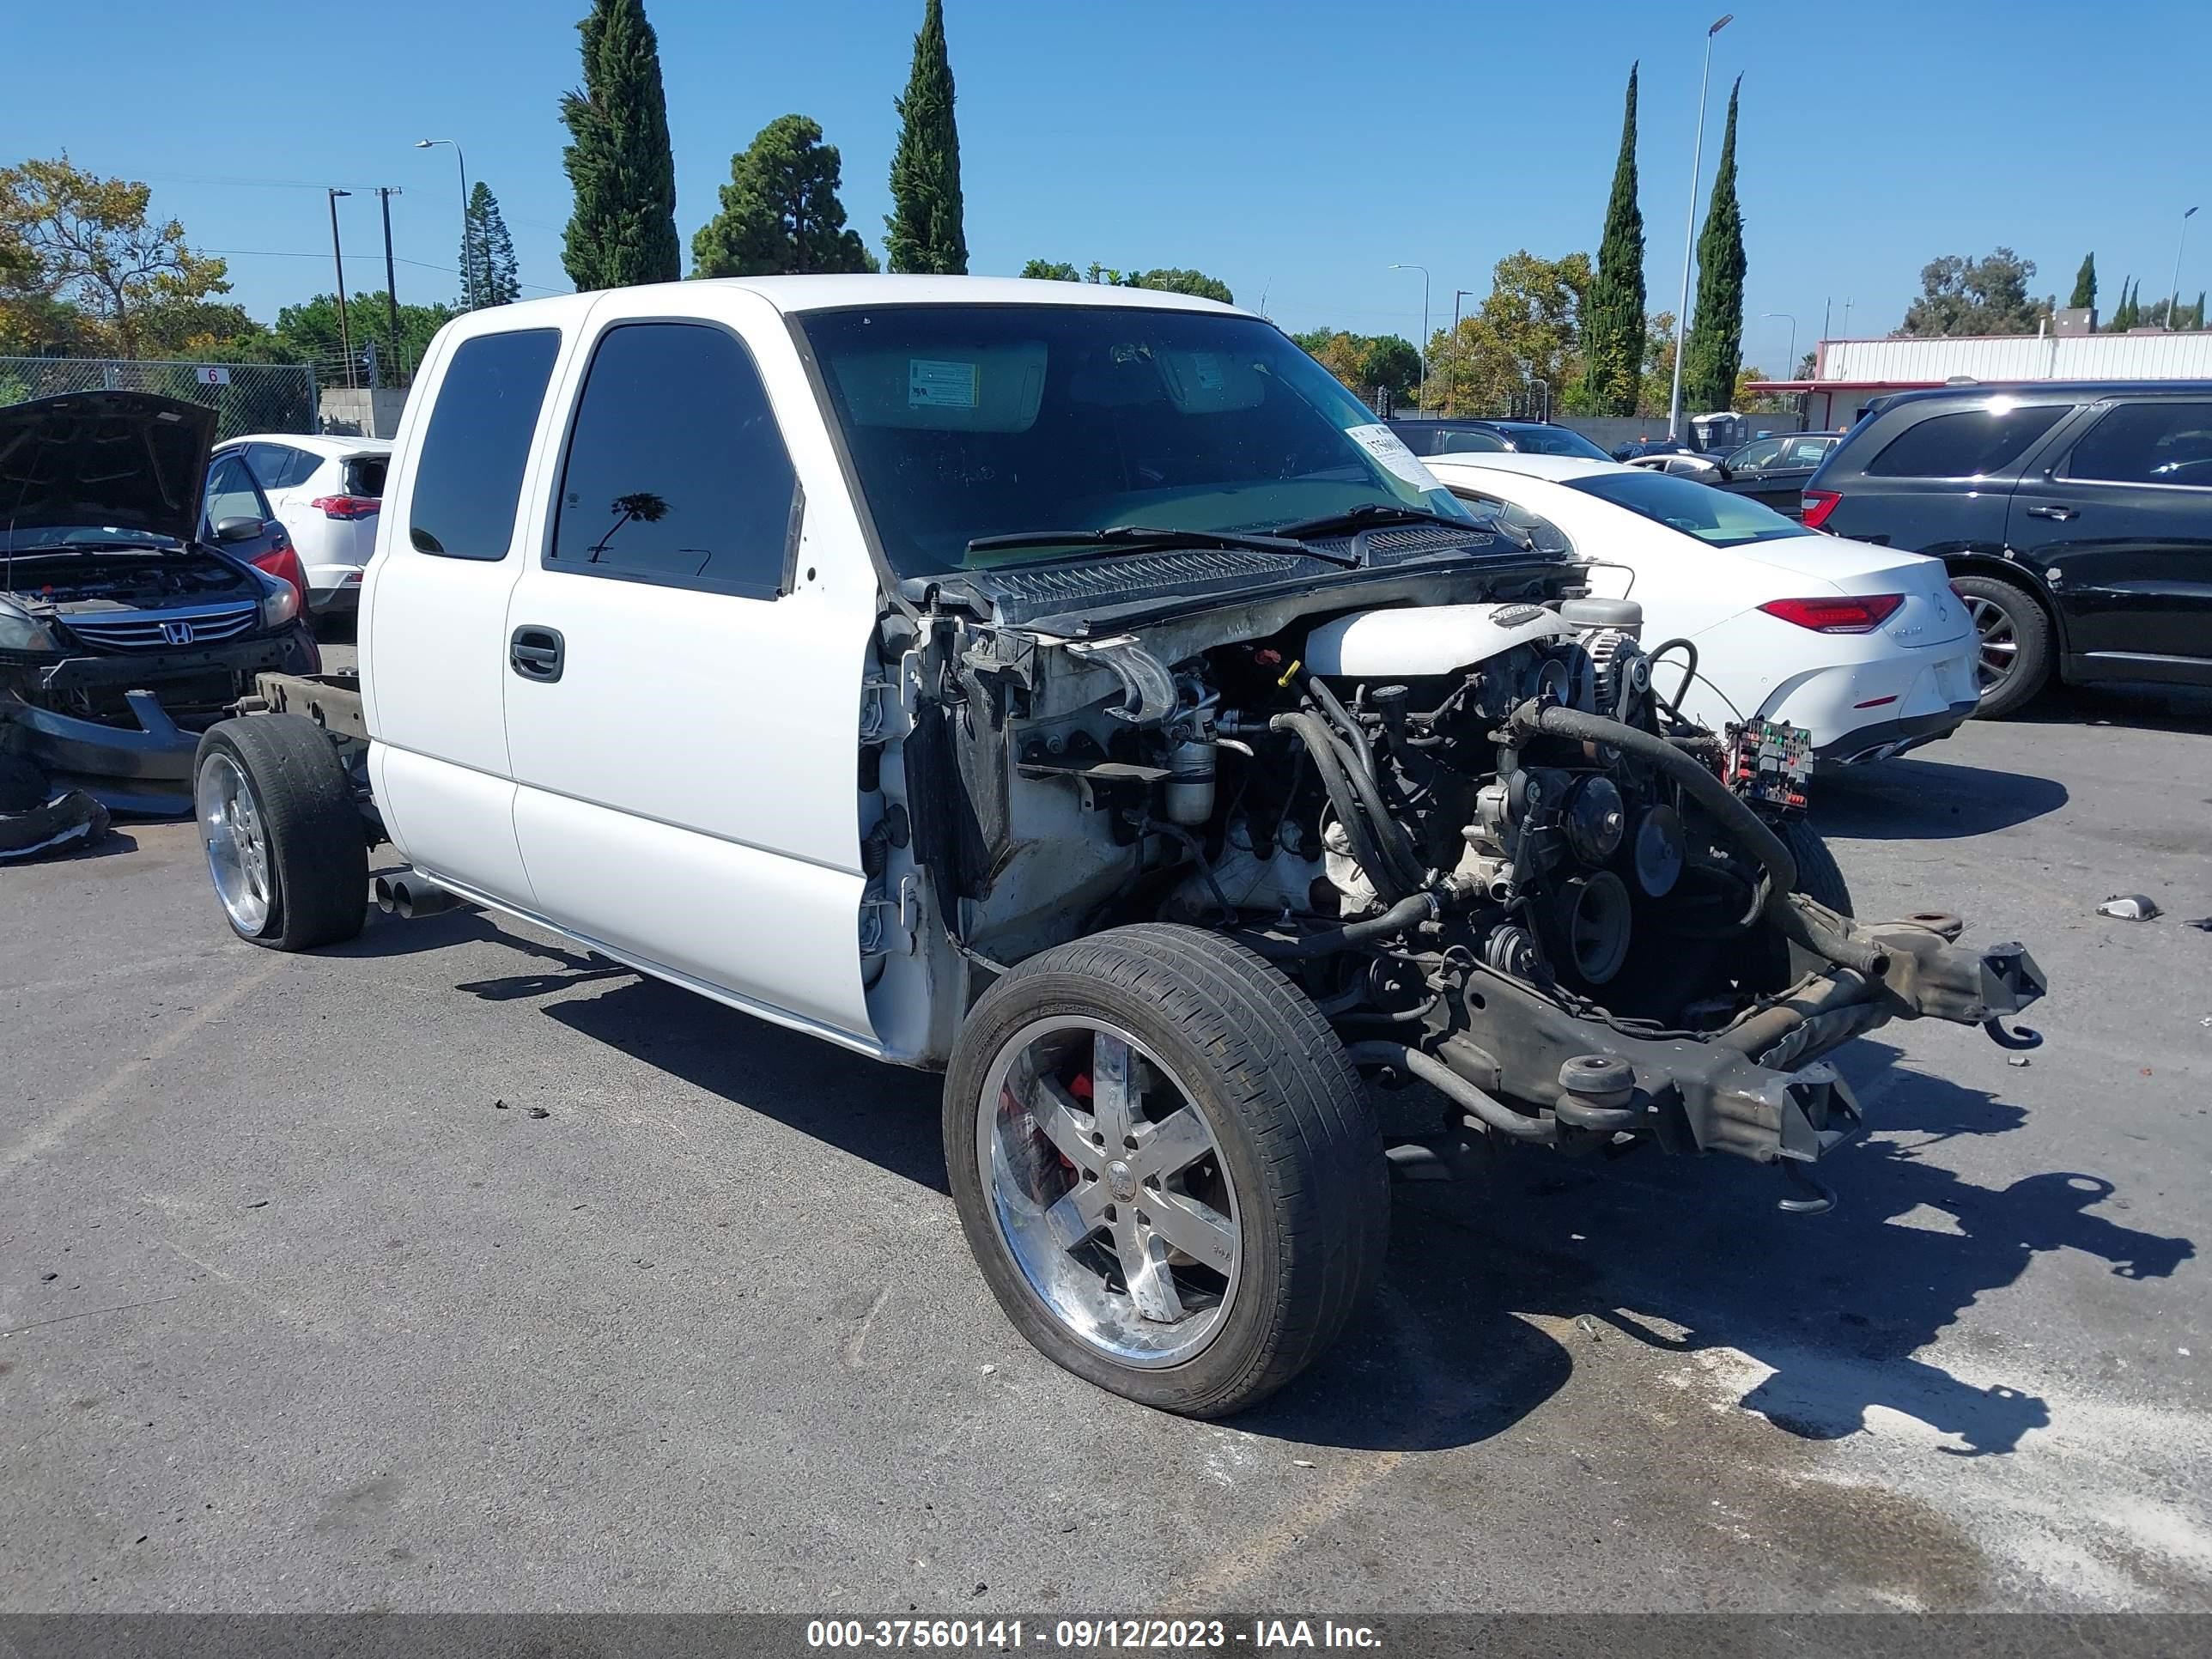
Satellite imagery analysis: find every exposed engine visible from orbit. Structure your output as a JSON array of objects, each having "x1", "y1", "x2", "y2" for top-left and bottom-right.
[
  {"x1": 891, "y1": 586, "x2": 2045, "y2": 1179},
  {"x1": 2, "y1": 548, "x2": 256, "y2": 614}
]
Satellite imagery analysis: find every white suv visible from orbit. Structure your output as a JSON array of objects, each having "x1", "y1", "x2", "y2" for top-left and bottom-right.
[{"x1": 209, "y1": 435, "x2": 391, "y2": 617}]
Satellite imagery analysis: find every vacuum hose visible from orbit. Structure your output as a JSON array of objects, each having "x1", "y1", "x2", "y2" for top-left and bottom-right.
[
  {"x1": 1251, "y1": 890, "x2": 1440, "y2": 959},
  {"x1": 1509, "y1": 702, "x2": 1888, "y2": 979},
  {"x1": 1269, "y1": 711, "x2": 1427, "y2": 902}
]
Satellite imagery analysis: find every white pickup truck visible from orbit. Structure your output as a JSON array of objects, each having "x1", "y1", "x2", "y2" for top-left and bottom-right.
[{"x1": 191, "y1": 276, "x2": 2046, "y2": 1417}]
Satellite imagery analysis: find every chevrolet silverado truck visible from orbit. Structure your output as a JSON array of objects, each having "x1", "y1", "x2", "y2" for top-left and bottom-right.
[{"x1": 189, "y1": 277, "x2": 2047, "y2": 1417}]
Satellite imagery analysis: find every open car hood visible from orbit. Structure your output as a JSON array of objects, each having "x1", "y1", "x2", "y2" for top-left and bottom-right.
[{"x1": 0, "y1": 391, "x2": 217, "y2": 549}]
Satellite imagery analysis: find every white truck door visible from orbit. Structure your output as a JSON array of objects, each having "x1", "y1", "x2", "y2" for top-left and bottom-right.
[
  {"x1": 361, "y1": 317, "x2": 576, "y2": 904},
  {"x1": 500, "y1": 287, "x2": 882, "y2": 1049}
]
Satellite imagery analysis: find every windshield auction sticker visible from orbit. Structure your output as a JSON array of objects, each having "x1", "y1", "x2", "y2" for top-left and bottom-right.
[
  {"x1": 908, "y1": 358, "x2": 981, "y2": 409},
  {"x1": 1344, "y1": 422, "x2": 1446, "y2": 492}
]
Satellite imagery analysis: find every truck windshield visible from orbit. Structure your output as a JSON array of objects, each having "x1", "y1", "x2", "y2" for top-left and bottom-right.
[{"x1": 799, "y1": 304, "x2": 1477, "y2": 577}]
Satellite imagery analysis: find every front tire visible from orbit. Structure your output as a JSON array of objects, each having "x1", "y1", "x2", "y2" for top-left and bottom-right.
[
  {"x1": 945, "y1": 923, "x2": 1387, "y2": 1418},
  {"x1": 1952, "y1": 574, "x2": 2051, "y2": 719},
  {"x1": 194, "y1": 715, "x2": 368, "y2": 951},
  {"x1": 1780, "y1": 817, "x2": 1853, "y2": 915}
]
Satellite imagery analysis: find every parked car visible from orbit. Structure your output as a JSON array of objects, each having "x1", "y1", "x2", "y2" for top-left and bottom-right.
[
  {"x1": 1383, "y1": 417, "x2": 1613, "y2": 461},
  {"x1": 1801, "y1": 382, "x2": 2212, "y2": 715},
  {"x1": 1422, "y1": 452, "x2": 1980, "y2": 768},
  {"x1": 1625, "y1": 432, "x2": 1846, "y2": 519},
  {"x1": 1611, "y1": 436, "x2": 1699, "y2": 463},
  {"x1": 207, "y1": 434, "x2": 392, "y2": 618},
  {"x1": 185, "y1": 276, "x2": 2044, "y2": 1418},
  {"x1": 201, "y1": 447, "x2": 310, "y2": 612},
  {"x1": 0, "y1": 391, "x2": 319, "y2": 815}
]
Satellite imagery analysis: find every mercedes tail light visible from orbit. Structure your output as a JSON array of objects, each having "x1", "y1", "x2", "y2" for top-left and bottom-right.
[
  {"x1": 1800, "y1": 489, "x2": 1843, "y2": 530},
  {"x1": 1758, "y1": 594, "x2": 1904, "y2": 634},
  {"x1": 312, "y1": 495, "x2": 381, "y2": 520}
]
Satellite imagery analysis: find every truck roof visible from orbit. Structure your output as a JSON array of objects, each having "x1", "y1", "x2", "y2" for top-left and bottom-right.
[{"x1": 493, "y1": 274, "x2": 1255, "y2": 321}]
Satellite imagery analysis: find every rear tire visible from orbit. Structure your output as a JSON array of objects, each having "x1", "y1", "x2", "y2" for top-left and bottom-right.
[
  {"x1": 945, "y1": 923, "x2": 1387, "y2": 1418},
  {"x1": 1951, "y1": 574, "x2": 2051, "y2": 719},
  {"x1": 194, "y1": 715, "x2": 368, "y2": 951}
]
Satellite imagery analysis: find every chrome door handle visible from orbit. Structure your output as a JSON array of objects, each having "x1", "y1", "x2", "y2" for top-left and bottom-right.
[{"x1": 2026, "y1": 504, "x2": 2078, "y2": 521}]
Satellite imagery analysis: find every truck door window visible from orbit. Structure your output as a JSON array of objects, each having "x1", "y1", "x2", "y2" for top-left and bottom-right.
[
  {"x1": 406, "y1": 328, "x2": 561, "y2": 560},
  {"x1": 548, "y1": 322, "x2": 798, "y2": 599}
]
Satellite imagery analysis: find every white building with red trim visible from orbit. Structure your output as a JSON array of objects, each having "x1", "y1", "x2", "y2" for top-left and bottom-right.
[{"x1": 1748, "y1": 331, "x2": 2212, "y2": 430}]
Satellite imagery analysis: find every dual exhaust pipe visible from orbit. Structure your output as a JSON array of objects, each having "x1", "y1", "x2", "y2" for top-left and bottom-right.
[{"x1": 374, "y1": 870, "x2": 461, "y2": 920}]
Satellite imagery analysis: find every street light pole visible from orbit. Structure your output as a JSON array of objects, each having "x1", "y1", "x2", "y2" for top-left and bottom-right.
[
  {"x1": 1448, "y1": 289, "x2": 1474, "y2": 415},
  {"x1": 2169, "y1": 205, "x2": 2199, "y2": 330},
  {"x1": 416, "y1": 139, "x2": 474, "y2": 308},
  {"x1": 1391, "y1": 263, "x2": 1431, "y2": 408},
  {"x1": 1763, "y1": 311, "x2": 1797, "y2": 376},
  {"x1": 326, "y1": 188, "x2": 355, "y2": 390},
  {"x1": 1668, "y1": 13, "x2": 1733, "y2": 444}
]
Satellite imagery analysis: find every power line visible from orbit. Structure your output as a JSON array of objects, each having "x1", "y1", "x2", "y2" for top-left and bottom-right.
[{"x1": 203, "y1": 246, "x2": 568, "y2": 295}]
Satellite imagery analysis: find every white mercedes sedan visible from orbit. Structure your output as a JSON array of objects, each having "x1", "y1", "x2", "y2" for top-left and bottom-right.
[{"x1": 1426, "y1": 452, "x2": 1980, "y2": 768}]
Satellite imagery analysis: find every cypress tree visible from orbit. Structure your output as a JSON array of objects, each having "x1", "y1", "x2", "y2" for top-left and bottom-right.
[
  {"x1": 885, "y1": 0, "x2": 967, "y2": 275},
  {"x1": 2111, "y1": 278, "x2": 2137, "y2": 331},
  {"x1": 1682, "y1": 76, "x2": 1745, "y2": 413},
  {"x1": 1579, "y1": 64, "x2": 1645, "y2": 416},
  {"x1": 2068, "y1": 252, "x2": 2096, "y2": 311},
  {"x1": 559, "y1": 0, "x2": 682, "y2": 290}
]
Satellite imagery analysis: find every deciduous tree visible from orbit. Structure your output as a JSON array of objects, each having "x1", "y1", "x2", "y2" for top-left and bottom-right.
[
  {"x1": 1291, "y1": 329, "x2": 1420, "y2": 403},
  {"x1": 1899, "y1": 247, "x2": 2049, "y2": 337},
  {"x1": 692, "y1": 115, "x2": 878, "y2": 277},
  {"x1": 1580, "y1": 64, "x2": 1646, "y2": 416},
  {"x1": 560, "y1": 0, "x2": 682, "y2": 290},
  {"x1": 1425, "y1": 251, "x2": 1590, "y2": 415},
  {"x1": 1019, "y1": 258, "x2": 1082, "y2": 282},
  {"x1": 0, "y1": 155, "x2": 230, "y2": 357},
  {"x1": 885, "y1": 0, "x2": 967, "y2": 275}
]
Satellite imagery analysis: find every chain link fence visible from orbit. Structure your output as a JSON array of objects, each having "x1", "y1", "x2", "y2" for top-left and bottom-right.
[{"x1": 0, "y1": 357, "x2": 319, "y2": 437}]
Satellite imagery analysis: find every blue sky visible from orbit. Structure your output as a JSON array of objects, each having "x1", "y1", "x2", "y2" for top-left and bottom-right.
[{"x1": 5, "y1": 0, "x2": 2208, "y2": 369}]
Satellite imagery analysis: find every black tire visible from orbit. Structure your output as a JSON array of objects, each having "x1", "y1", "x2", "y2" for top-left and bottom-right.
[
  {"x1": 1950, "y1": 574, "x2": 2051, "y2": 719},
  {"x1": 945, "y1": 922, "x2": 1388, "y2": 1418},
  {"x1": 1780, "y1": 817, "x2": 1853, "y2": 915},
  {"x1": 194, "y1": 715, "x2": 367, "y2": 951}
]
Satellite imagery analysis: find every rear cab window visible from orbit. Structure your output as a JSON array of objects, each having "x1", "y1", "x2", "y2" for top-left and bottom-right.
[
  {"x1": 1864, "y1": 402, "x2": 2071, "y2": 478},
  {"x1": 406, "y1": 329, "x2": 562, "y2": 560}
]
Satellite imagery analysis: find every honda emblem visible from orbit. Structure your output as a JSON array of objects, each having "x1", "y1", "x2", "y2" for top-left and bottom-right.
[{"x1": 162, "y1": 621, "x2": 196, "y2": 646}]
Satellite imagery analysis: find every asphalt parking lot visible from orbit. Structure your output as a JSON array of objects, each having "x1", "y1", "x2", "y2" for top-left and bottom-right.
[{"x1": 3, "y1": 684, "x2": 2209, "y2": 1613}]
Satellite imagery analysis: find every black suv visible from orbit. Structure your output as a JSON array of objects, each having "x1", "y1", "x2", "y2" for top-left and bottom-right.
[
  {"x1": 1802, "y1": 382, "x2": 2212, "y2": 715},
  {"x1": 1386, "y1": 418, "x2": 1613, "y2": 461}
]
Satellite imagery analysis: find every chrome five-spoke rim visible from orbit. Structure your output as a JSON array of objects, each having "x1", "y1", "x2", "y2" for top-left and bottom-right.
[
  {"x1": 1962, "y1": 593, "x2": 2018, "y2": 693},
  {"x1": 977, "y1": 1018, "x2": 1241, "y2": 1367},
  {"x1": 198, "y1": 752, "x2": 271, "y2": 933}
]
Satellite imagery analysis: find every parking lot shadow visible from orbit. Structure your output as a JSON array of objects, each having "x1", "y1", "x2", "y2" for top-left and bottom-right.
[
  {"x1": 1232, "y1": 1042, "x2": 2191, "y2": 1455},
  {"x1": 1812, "y1": 755, "x2": 2068, "y2": 840},
  {"x1": 334, "y1": 903, "x2": 2191, "y2": 1458},
  {"x1": 544, "y1": 974, "x2": 948, "y2": 1194}
]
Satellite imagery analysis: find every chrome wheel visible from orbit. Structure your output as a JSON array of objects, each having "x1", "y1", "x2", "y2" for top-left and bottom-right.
[
  {"x1": 198, "y1": 751, "x2": 272, "y2": 933},
  {"x1": 976, "y1": 1018, "x2": 1241, "y2": 1367},
  {"x1": 1963, "y1": 592, "x2": 2019, "y2": 695}
]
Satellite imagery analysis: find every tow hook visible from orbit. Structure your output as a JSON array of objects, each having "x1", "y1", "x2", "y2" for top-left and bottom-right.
[
  {"x1": 1778, "y1": 1160, "x2": 1837, "y2": 1216},
  {"x1": 1984, "y1": 1017, "x2": 2043, "y2": 1051}
]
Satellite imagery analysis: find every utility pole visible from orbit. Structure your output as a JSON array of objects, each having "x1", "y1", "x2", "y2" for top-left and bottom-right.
[
  {"x1": 376, "y1": 187, "x2": 404, "y2": 367},
  {"x1": 1390, "y1": 263, "x2": 1431, "y2": 407},
  {"x1": 327, "y1": 188, "x2": 355, "y2": 390}
]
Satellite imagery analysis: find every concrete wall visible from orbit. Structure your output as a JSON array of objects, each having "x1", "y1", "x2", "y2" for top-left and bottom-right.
[{"x1": 318, "y1": 387, "x2": 409, "y2": 439}]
